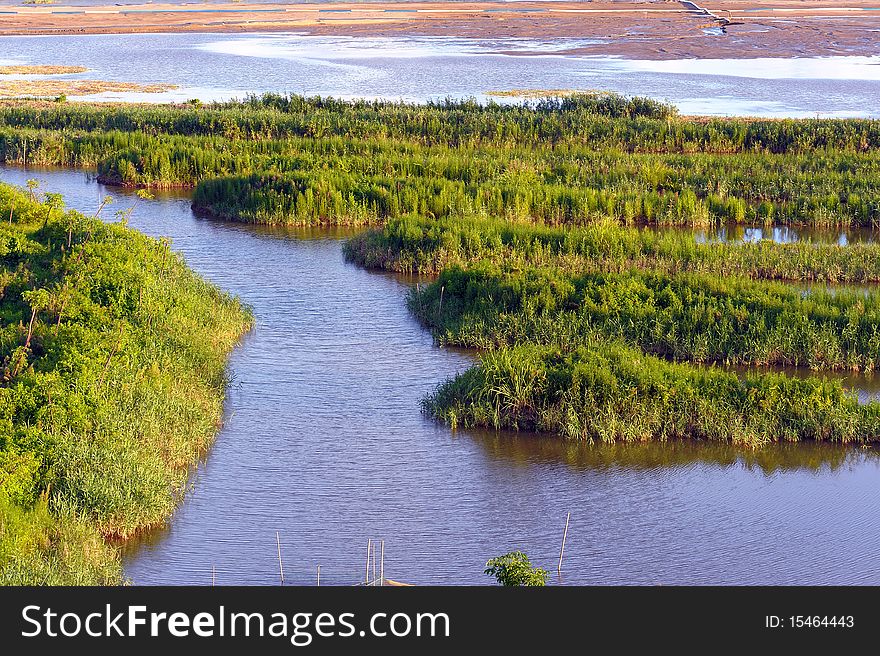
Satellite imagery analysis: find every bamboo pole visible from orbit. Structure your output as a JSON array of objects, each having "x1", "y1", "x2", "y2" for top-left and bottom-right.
[
  {"x1": 276, "y1": 532, "x2": 285, "y2": 585},
  {"x1": 437, "y1": 286, "x2": 445, "y2": 323},
  {"x1": 558, "y1": 512, "x2": 571, "y2": 574},
  {"x1": 380, "y1": 541, "x2": 385, "y2": 586},
  {"x1": 365, "y1": 539, "x2": 372, "y2": 584}
]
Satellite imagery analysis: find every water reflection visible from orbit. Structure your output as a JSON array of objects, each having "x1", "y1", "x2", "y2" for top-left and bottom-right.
[
  {"x1": 466, "y1": 428, "x2": 876, "y2": 475},
  {"x1": 669, "y1": 223, "x2": 880, "y2": 245}
]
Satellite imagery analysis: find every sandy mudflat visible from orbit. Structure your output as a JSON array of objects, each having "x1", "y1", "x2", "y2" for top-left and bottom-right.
[
  {"x1": 0, "y1": 1, "x2": 879, "y2": 59},
  {"x1": 0, "y1": 65, "x2": 89, "y2": 74},
  {"x1": 0, "y1": 79, "x2": 178, "y2": 96}
]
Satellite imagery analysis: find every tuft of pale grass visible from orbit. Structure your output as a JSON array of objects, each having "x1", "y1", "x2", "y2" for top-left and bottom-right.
[
  {"x1": 0, "y1": 80, "x2": 178, "y2": 98},
  {"x1": 486, "y1": 89, "x2": 604, "y2": 98},
  {"x1": 0, "y1": 65, "x2": 88, "y2": 75}
]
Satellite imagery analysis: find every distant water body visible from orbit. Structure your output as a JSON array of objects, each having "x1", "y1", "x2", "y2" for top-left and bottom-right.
[{"x1": 1, "y1": 31, "x2": 880, "y2": 117}]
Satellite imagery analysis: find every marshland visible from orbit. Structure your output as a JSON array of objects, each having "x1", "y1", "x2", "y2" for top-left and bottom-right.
[
  {"x1": 3, "y1": 92, "x2": 880, "y2": 585},
  {"x1": 0, "y1": 180, "x2": 252, "y2": 583}
]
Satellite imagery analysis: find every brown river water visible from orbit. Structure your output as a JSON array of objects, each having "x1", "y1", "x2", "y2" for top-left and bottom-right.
[{"x1": 4, "y1": 165, "x2": 880, "y2": 585}]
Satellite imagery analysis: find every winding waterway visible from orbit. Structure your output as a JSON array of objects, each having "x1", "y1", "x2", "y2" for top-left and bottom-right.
[{"x1": 4, "y1": 164, "x2": 880, "y2": 585}]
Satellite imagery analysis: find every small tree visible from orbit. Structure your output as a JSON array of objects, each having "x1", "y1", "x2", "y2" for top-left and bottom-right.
[
  {"x1": 116, "y1": 189, "x2": 154, "y2": 226},
  {"x1": 6, "y1": 288, "x2": 51, "y2": 380},
  {"x1": 25, "y1": 178, "x2": 40, "y2": 201},
  {"x1": 484, "y1": 551, "x2": 548, "y2": 587},
  {"x1": 95, "y1": 195, "x2": 113, "y2": 218},
  {"x1": 43, "y1": 192, "x2": 64, "y2": 228}
]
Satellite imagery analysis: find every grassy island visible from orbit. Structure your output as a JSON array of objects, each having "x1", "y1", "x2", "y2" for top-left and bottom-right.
[
  {"x1": 424, "y1": 342, "x2": 880, "y2": 446},
  {"x1": 0, "y1": 183, "x2": 252, "y2": 584}
]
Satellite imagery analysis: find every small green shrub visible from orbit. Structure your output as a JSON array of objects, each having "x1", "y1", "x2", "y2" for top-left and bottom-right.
[{"x1": 485, "y1": 551, "x2": 549, "y2": 586}]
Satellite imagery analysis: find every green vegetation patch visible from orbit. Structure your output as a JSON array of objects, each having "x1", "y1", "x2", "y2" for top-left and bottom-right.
[
  {"x1": 424, "y1": 342, "x2": 880, "y2": 447},
  {"x1": 410, "y1": 264, "x2": 880, "y2": 371},
  {"x1": 0, "y1": 182, "x2": 252, "y2": 584},
  {"x1": 5, "y1": 93, "x2": 880, "y2": 454},
  {"x1": 344, "y1": 215, "x2": 880, "y2": 283},
  {"x1": 2, "y1": 95, "x2": 880, "y2": 227}
]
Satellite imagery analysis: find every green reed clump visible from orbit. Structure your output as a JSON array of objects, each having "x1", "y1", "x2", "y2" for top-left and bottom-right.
[
  {"x1": 409, "y1": 264, "x2": 880, "y2": 370},
  {"x1": 345, "y1": 214, "x2": 880, "y2": 283},
  {"x1": 0, "y1": 182, "x2": 253, "y2": 584},
  {"x1": 190, "y1": 168, "x2": 712, "y2": 227},
  {"x1": 423, "y1": 342, "x2": 880, "y2": 446},
  {"x1": 188, "y1": 146, "x2": 880, "y2": 227},
  {"x1": 191, "y1": 171, "x2": 384, "y2": 226},
  {"x1": 0, "y1": 497, "x2": 122, "y2": 585}
]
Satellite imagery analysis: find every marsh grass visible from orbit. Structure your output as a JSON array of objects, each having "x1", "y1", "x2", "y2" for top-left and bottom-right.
[
  {"x1": 486, "y1": 89, "x2": 584, "y2": 98},
  {"x1": 408, "y1": 264, "x2": 880, "y2": 371},
  {"x1": 424, "y1": 342, "x2": 880, "y2": 446},
  {"x1": 0, "y1": 497, "x2": 121, "y2": 585},
  {"x1": 345, "y1": 215, "x2": 880, "y2": 283},
  {"x1": 2, "y1": 95, "x2": 880, "y2": 227},
  {"x1": 0, "y1": 182, "x2": 253, "y2": 583},
  {"x1": 5, "y1": 94, "x2": 880, "y2": 454}
]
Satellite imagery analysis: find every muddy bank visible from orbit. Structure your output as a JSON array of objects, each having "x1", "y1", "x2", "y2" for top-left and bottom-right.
[{"x1": 1, "y1": 1, "x2": 879, "y2": 60}]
